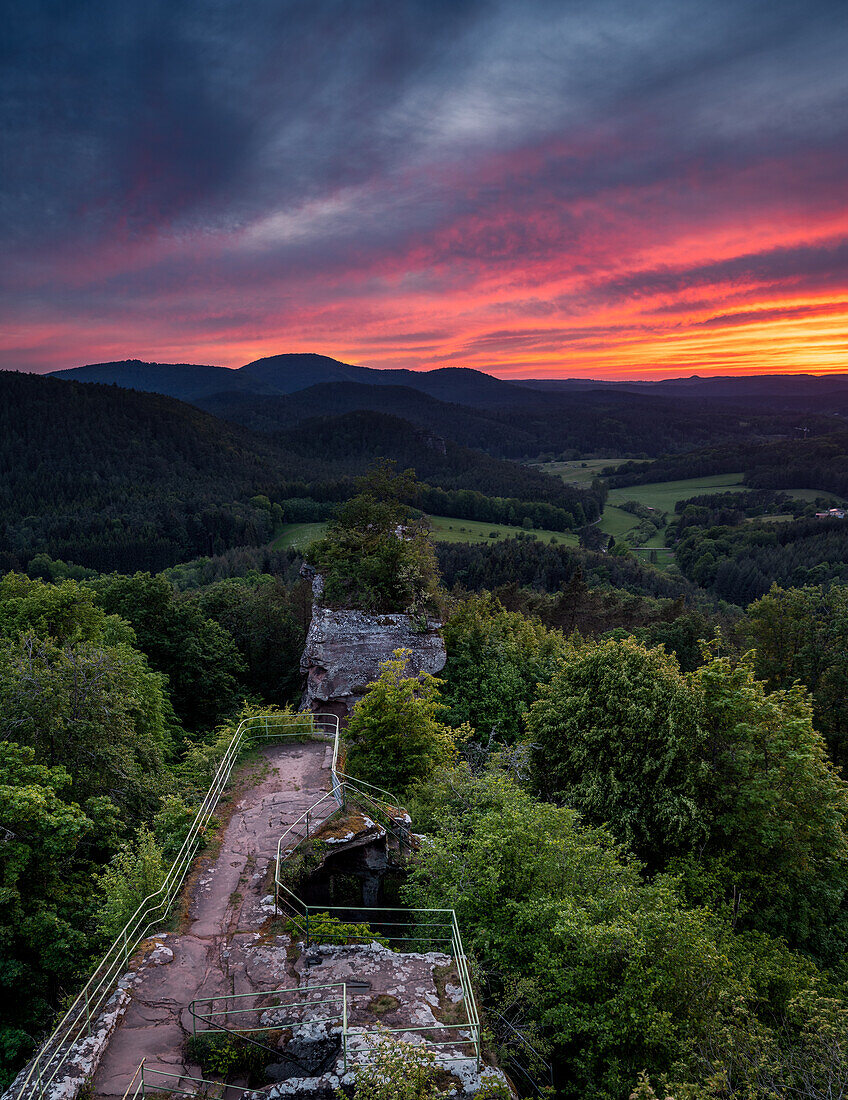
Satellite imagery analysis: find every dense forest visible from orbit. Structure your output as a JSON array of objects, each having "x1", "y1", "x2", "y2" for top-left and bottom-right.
[
  {"x1": 0, "y1": 373, "x2": 599, "y2": 576},
  {"x1": 8, "y1": 365, "x2": 848, "y2": 1097},
  {"x1": 672, "y1": 512, "x2": 848, "y2": 602},
  {"x1": 204, "y1": 382, "x2": 832, "y2": 460}
]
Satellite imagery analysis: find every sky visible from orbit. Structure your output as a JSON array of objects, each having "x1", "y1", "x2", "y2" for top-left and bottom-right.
[{"x1": 1, "y1": 0, "x2": 847, "y2": 379}]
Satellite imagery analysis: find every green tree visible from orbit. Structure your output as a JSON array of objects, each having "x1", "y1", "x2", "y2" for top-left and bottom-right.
[
  {"x1": 683, "y1": 652, "x2": 848, "y2": 956},
  {"x1": 527, "y1": 635, "x2": 848, "y2": 955},
  {"x1": 0, "y1": 743, "x2": 93, "y2": 1088},
  {"x1": 527, "y1": 637, "x2": 707, "y2": 866},
  {"x1": 407, "y1": 764, "x2": 738, "y2": 1100},
  {"x1": 408, "y1": 761, "x2": 848, "y2": 1100},
  {"x1": 193, "y1": 574, "x2": 307, "y2": 703},
  {"x1": 0, "y1": 572, "x2": 133, "y2": 647},
  {"x1": 742, "y1": 583, "x2": 848, "y2": 767},
  {"x1": 630, "y1": 610, "x2": 721, "y2": 673},
  {"x1": 91, "y1": 572, "x2": 245, "y2": 729},
  {"x1": 441, "y1": 593, "x2": 567, "y2": 742},
  {"x1": 344, "y1": 650, "x2": 457, "y2": 795},
  {"x1": 94, "y1": 825, "x2": 166, "y2": 944},
  {"x1": 308, "y1": 463, "x2": 441, "y2": 618},
  {"x1": 0, "y1": 631, "x2": 169, "y2": 815}
]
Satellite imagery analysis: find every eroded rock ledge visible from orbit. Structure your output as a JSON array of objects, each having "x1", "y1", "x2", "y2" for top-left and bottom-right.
[{"x1": 300, "y1": 605, "x2": 446, "y2": 717}]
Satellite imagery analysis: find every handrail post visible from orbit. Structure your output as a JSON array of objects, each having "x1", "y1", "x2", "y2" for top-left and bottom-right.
[{"x1": 343, "y1": 984, "x2": 348, "y2": 1073}]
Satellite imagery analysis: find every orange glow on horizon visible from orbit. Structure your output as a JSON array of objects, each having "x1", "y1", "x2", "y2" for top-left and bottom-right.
[{"x1": 5, "y1": 183, "x2": 848, "y2": 381}]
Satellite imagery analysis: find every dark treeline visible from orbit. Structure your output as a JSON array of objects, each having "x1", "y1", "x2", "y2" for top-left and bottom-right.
[
  {"x1": 273, "y1": 410, "x2": 602, "y2": 515},
  {"x1": 436, "y1": 536, "x2": 699, "y2": 601},
  {"x1": 672, "y1": 489, "x2": 807, "y2": 531},
  {"x1": 675, "y1": 514, "x2": 848, "y2": 604},
  {"x1": 609, "y1": 431, "x2": 848, "y2": 498},
  {"x1": 417, "y1": 485, "x2": 592, "y2": 529},
  {"x1": 204, "y1": 379, "x2": 841, "y2": 460}
]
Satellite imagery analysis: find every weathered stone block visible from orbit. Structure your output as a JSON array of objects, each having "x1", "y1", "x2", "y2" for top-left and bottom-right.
[{"x1": 300, "y1": 606, "x2": 446, "y2": 715}]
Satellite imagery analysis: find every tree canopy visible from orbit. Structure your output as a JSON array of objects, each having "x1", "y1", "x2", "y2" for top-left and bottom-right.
[
  {"x1": 308, "y1": 464, "x2": 442, "y2": 617},
  {"x1": 344, "y1": 650, "x2": 457, "y2": 796},
  {"x1": 528, "y1": 637, "x2": 706, "y2": 866}
]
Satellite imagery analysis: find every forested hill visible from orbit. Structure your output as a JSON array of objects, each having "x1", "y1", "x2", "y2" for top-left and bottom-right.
[
  {"x1": 51, "y1": 353, "x2": 534, "y2": 408},
  {"x1": 0, "y1": 372, "x2": 597, "y2": 574},
  {"x1": 0, "y1": 371, "x2": 313, "y2": 573},
  {"x1": 197, "y1": 382, "x2": 544, "y2": 456},
  {"x1": 198, "y1": 381, "x2": 829, "y2": 461},
  {"x1": 272, "y1": 409, "x2": 596, "y2": 511}
]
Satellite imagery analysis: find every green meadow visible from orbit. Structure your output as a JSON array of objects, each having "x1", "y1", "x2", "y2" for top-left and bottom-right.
[{"x1": 272, "y1": 514, "x2": 579, "y2": 552}]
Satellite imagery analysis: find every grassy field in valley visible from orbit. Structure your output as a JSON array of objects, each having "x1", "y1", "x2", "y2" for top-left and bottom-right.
[
  {"x1": 530, "y1": 457, "x2": 646, "y2": 486},
  {"x1": 271, "y1": 522, "x2": 327, "y2": 550},
  {"x1": 605, "y1": 473, "x2": 746, "y2": 512},
  {"x1": 543, "y1": 464, "x2": 847, "y2": 569},
  {"x1": 271, "y1": 514, "x2": 579, "y2": 552}
]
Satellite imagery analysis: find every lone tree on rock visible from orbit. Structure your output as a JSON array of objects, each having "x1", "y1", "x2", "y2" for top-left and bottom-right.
[{"x1": 308, "y1": 461, "x2": 442, "y2": 619}]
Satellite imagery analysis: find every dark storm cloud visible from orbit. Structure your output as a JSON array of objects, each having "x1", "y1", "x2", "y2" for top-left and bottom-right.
[{"x1": 0, "y1": 0, "x2": 484, "y2": 247}]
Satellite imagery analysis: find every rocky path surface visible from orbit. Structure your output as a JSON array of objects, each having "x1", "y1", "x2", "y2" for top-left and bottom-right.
[{"x1": 93, "y1": 741, "x2": 334, "y2": 1099}]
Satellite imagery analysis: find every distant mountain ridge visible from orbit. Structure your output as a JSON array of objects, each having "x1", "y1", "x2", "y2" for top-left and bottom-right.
[
  {"x1": 50, "y1": 353, "x2": 541, "y2": 409},
  {"x1": 44, "y1": 354, "x2": 848, "y2": 459},
  {"x1": 518, "y1": 373, "x2": 848, "y2": 399},
  {"x1": 50, "y1": 357, "x2": 848, "y2": 411}
]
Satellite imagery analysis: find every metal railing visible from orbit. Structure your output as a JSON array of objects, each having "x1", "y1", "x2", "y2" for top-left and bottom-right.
[
  {"x1": 9, "y1": 711, "x2": 338, "y2": 1100},
  {"x1": 189, "y1": 983, "x2": 350, "y2": 1069},
  {"x1": 272, "y1": 833, "x2": 482, "y2": 1066},
  {"x1": 188, "y1": 970, "x2": 479, "y2": 1071},
  {"x1": 120, "y1": 1059, "x2": 243, "y2": 1100},
  {"x1": 492, "y1": 1011, "x2": 554, "y2": 1096},
  {"x1": 260, "y1": 721, "x2": 481, "y2": 1067},
  {"x1": 14, "y1": 708, "x2": 483, "y2": 1098}
]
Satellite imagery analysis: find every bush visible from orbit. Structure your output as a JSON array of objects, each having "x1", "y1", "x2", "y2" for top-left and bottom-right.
[
  {"x1": 307, "y1": 912, "x2": 390, "y2": 947},
  {"x1": 94, "y1": 825, "x2": 165, "y2": 944},
  {"x1": 346, "y1": 1032, "x2": 440, "y2": 1100}
]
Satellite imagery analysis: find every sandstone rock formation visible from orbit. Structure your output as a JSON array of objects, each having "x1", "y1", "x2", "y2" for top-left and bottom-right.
[{"x1": 300, "y1": 605, "x2": 446, "y2": 717}]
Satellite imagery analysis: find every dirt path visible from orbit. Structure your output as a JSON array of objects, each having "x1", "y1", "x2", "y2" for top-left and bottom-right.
[{"x1": 93, "y1": 740, "x2": 333, "y2": 1099}]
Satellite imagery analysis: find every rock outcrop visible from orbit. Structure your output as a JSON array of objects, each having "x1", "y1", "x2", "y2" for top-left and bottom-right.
[{"x1": 300, "y1": 605, "x2": 446, "y2": 717}]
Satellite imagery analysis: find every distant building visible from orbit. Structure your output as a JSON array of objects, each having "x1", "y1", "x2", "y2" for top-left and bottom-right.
[{"x1": 815, "y1": 508, "x2": 847, "y2": 518}]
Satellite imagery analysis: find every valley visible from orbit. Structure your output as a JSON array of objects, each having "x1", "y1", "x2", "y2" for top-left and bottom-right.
[{"x1": 272, "y1": 514, "x2": 579, "y2": 552}]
